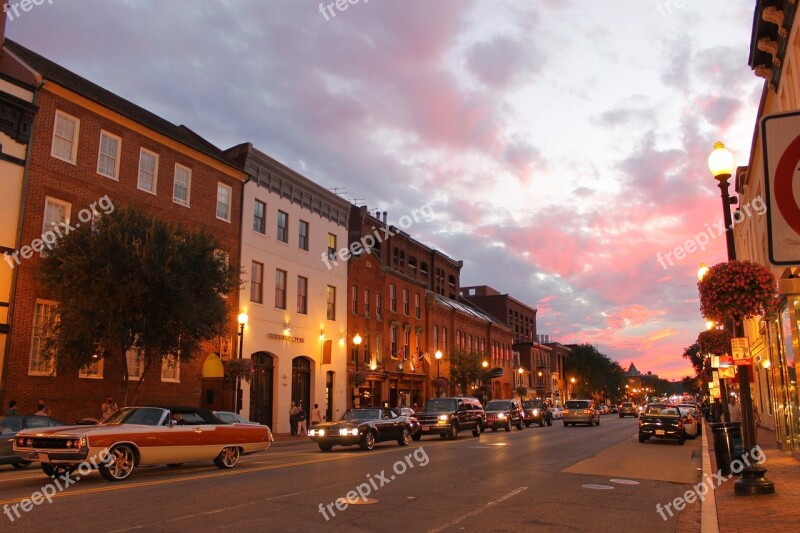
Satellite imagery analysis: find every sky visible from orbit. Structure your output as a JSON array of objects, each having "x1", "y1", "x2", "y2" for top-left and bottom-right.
[{"x1": 6, "y1": 0, "x2": 765, "y2": 380}]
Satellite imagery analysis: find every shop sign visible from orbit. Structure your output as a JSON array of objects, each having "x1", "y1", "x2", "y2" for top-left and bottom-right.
[{"x1": 731, "y1": 337, "x2": 752, "y2": 365}]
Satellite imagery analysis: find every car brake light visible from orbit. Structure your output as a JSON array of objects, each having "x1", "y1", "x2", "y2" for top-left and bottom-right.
[{"x1": 678, "y1": 421, "x2": 683, "y2": 430}]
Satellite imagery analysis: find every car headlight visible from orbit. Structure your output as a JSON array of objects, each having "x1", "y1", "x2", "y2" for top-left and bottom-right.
[
  {"x1": 532, "y1": 409, "x2": 539, "y2": 416},
  {"x1": 339, "y1": 428, "x2": 358, "y2": 436},
  {"x1": 498, "y1": 413, "x2": 506, "y2": 419},
  {"x1": 438, "y1": 415, "x2": 449, "y2": 421},
  {"x1": 309, "y1": 429, "x2": 324, "y2": 436}
]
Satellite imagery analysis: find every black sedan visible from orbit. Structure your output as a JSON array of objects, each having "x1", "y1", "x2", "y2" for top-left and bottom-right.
[
  {"x1": 308, "y1": 408, "x2": 413, "y2": 451},
  {"x1": 1, "y1": 415, "x2": 65, "y2": 469}
]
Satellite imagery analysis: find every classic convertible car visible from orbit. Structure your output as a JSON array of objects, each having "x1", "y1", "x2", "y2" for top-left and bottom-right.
[
  {"x1": 308, "y1": 408, "x2": 413, "y2": 451},
  {"x1": 13, "y1": 406, "x2": 273, "y2": 481}
]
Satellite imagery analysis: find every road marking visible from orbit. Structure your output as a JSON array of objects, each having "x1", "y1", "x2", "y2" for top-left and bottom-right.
[
  {"x1": 427, "y1": 487, "x2": 528, "y2": 533},
  {"x1": 582, "y1": 484, "x2": 614, "y2": 490},
  {"x1": 609, "y1": 479, "x2": 640, "y2": 485}
]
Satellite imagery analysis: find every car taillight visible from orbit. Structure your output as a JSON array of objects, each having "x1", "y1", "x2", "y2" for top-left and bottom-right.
[
  {"x1": 583, "y1": 409, "x2": 592, "y2": 414},
  {"x1": 563, "y1": 410, "x2": 570, "y2": 414},
  {"x1": 638, "y1": 419, "x2": 643, "y2": 428},
  {"x1": 678, "y1": 421, "x2": 683, "y2": 430}
]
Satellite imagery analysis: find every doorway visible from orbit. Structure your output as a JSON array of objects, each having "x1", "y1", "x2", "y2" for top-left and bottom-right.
[
  {"x1": 250, "y1": 352, "x2": 274, "y2": 428},
  {"x1": 292, "y1": 356, "x2": 312, "y2": 417}
]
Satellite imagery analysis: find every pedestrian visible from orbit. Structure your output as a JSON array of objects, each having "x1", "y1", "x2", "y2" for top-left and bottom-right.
[
  {"x1": 34, "y1": 398, "x2": 51, "y2": 417},
  {"x1": 296, "y1": 404, "x2": 308, "y2": 435},
  {"x1": 753, "y1": 406, "x2": 762, "y2": 428},
  {"x1": 101, "y1": 395, "x2": 118, "y2": 419},
  {"x1": 289, "y1": 402, "x2": 299, "y2": 436},
  {"x1": 729, "y1": 397, "x2": 742, "y2": 423},
  {"x1": 4, "y1": 400, "x2": 19, "y2": 416},
  {"x1": 310, "y1": 403, "x2": 323, "y2": 425}
]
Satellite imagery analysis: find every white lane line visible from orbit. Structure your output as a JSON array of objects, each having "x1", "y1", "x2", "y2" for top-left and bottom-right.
[{"x1": 427, "y1": 486, "x2": 528, "y2": 533}]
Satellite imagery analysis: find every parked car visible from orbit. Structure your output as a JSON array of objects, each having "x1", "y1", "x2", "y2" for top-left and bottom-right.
[
  {"x1": 619, "y1": 402, "x2": 637, "y2": 418},
  {"x1": 484, "y1": 399, "x2": 524, "y2": 431},
  {"x1": 676, "y1": 405, "x2": 699, "y2": 439},
  {"x1": 522, "y1": 399, "x2": 552, "y2": 427},
  {"x1": 414, "y1": 397, "x2": 484, "y2": 440},
  {"x1": 13, "y1": 406, "x2": 273, "y2": 481},
  {"x1": 638, "y1": 403, "x2": 685, "y2": 445},
  {"x1": 598, "y1": 405, "x2": 609, "y2": 415},
  {"x1": 1, "y1": 415, "x2": 65, "y2": 469},
  {"x1": 551, "y1": 406, "x2": 564, "y2": 419},
  {"x1": 213, "y1": 411, "x2": 259, "y2": 425},
  {"x1": 609, "y1": 405, "x2": 619, "y2": 414},
  {"x1": 563, "y1": 399, "x2": 599, "y2": 427},
  {"x1": 308, "y1": 408, "x2": 413, "y2": 451},
  {"x1": 397, "y1": 407, "x2": 421, "y2": 441},
  {"x1": 678, "y1": 403, "x2": 702, "y2": 435}
]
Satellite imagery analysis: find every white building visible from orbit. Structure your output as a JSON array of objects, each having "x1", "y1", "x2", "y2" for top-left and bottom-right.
[{"x1": 225, "y1": 143, "x2": 350, "y2": 433}]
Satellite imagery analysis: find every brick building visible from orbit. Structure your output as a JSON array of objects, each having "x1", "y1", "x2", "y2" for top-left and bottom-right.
[
  {"x1": 0, "y1": 40, "x2": 246, "y2": 423},
  {"x1": 460, "y1": 285, "x2": 538, "y2": 344}
]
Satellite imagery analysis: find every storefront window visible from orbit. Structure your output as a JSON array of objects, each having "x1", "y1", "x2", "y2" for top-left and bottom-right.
[{"x1": 780, "y1": 299, "x2": 800, "y2": 452}]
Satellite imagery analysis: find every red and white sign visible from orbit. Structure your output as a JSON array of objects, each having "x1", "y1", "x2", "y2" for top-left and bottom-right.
[
  {"x1": 730, "y1": 337, "x2": 752, "y2": 366},
  {"x1": 762, "y1": 111, "x2": 800, "y2": 264}
]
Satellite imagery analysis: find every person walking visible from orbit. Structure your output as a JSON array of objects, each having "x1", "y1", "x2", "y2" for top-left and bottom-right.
[
  {"x1": 310, "y1": 403, "x2": 323, "y2": 425},
  {"x1": 34, "y1": 398, "x2": 51, "y2": 417},
  {"x1": 4, "y1": 400, "x2": 19, "y2": 416},
  {"x1": 289, "y1": 402, "x2": 299, "y2": 436},
  {"x1": 296, "y1": 404, "x2": 308, "y2": 436},
  {"x1": 728, "y1": 397, "x2": 742, "y2": 423},
  {"x1": 101, "y1": 396, "x2": 118, "y2": 419}
]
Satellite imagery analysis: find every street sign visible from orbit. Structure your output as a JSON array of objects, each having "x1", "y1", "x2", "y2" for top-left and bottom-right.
[
  {"x1": 762, "y1": 111, "x2": 800, "y2": 264},
  {"x1": 731, "y1": 337, "x2": 752, "y2": 365}
]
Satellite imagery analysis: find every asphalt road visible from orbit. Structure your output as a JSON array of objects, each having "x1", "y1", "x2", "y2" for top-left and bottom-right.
[{"x1": 0, "y1": 415, "x2": 702, "y2": 532}]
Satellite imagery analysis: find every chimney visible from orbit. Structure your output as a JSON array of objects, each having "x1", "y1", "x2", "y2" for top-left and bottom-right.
[{"x1": 382, "y1": 211, "x2": 387, "y2": 223}]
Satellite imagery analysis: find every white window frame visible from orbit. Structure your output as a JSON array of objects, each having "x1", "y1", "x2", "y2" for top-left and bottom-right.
[
  {"x1": 251, "y1": 260, "x2": 264, "y2": 304},
  {"x1": 253, "y1": 199, "x2": 266, "y2": 234},
  {"x1": 161, "y1": 354, "x2": 180, "y2": 383},
  {"x1": 126, "y1": 347, "x2": 144, "y2": 381},
  {"x1": 172, "y1": 164, "x2": 192, "y2": 207},
  {"x1": 137, "y1": 148, "x2": 159, "y2": 194},
  {"x1": 51, "y1": 110, "x2": 80, "y2": 164},
  {"x1": 79, "y1": 357, "x2": 104, "y2": 379},
  {"x1": 41, "y1": 197, "x2": 71, "y2": 257},
  {"x1": 29, "y1": 299, "x2": 58, "y2": 376},
  {"x1": 216, "y1": 183, "x2": 232, "y2": 222},
  {"x1": 97, "y1": 130, "x2": 121, "y2": 179}
]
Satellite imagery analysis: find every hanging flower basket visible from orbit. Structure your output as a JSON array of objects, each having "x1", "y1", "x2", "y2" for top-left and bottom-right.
[
  {"x1": 349, "y1": 371, "x2": 366, "y2": 387},
  {"x1": 697, "y1": 260, "x2": 778, "y2": 323},
  {"x1": 696, "y1": 328, "x2": 733, "y2": 356},
  {"x1": 224, "y1": 358, "x2": 254, "y2": 382}
]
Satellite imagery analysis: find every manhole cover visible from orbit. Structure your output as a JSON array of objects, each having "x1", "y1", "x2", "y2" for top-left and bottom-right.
[
  {"x1": 336, "y1": 497, "x2": 379, "y2": 506},
  {"x1": 609, "y1": 479, "x2": 640, "y2": 485},
  {"x1": 582, "y1": 484, "x2": 614, "y2": 490}
]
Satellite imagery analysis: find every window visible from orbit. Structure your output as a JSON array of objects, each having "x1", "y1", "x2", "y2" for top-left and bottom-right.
[
  {"x1": 390, "y1": 284, "x2": 397, "y2": 312},
  {"x1": 172, "y1": 164, "x2": 191, "y2": 206},
  {"x1": 42, "y1": 197, "x2": 71, "y2": 255},
  {"x1": 352, "y1": 285, "x2": 358, "y2": 314},
  {"x1": 376, "y1": 294, "x2": 382, "y2": 320},
  {"x1": 364, "y1": 289, "x2": 370, "y2": 318},
  {"x1": 415, "y1": 293, "x2": 421, "y2": 319},
  {"x1": 250, "y1": 261, "x2": 264, "y2": 303},
  {"x1": 97, "y1": 131, "x2": 120, "y2": 179},
  {"x1": 137, "y1": 149, "x2": 159, "y2": 193},
  {"x1": 161, "y1": 354, "x2": 180, "y2": 382},
  {"x1": 51, "y1": 110, "x2": 79, "y2": 163},
  {"x1": 390, "y1": 327, "x2": 397, "y2": 358},
  {"x1": 253, "y1": 199, "x2": 266, "y2": 233},
  {"x1": 29, "y1": 300, "x2": 57, "y2": 375},
  {"x1": 404, "y1": 329, "x2": 411, "y2": 358},
  {"x1": 327, "y1": 233, "x2": 337, "y2": 259},
  {"x1": 126, "y1": 347, "x2": 144, "y2": 381},
  {"x1": 403, "y1": 289, "x2": 409, "y2": 315},
  {"x1": 326, "y1": 286, "x2": 336, "y2": 320},
  {"x1": 297, "y1": 276, "x2": 308, "y2": 314},
  {"x1": 442, "y1": 327, "x2": 447, "y2": 355},
  {"x1": 409, "y1": 257, "x2": 417, "y2": 275},
  {"x1": 216, "y1": 183, "x2": 232, "y2": 222},
  {"x1": 363, "y1": 335, "x2": 370, "y2": 364},
  {"x1": 376, "y1": 335, "x2": 382, "y2": 364},
  {"x1": 434, "y1": 325, "x2": 438, "y2": 350},
  {"x1": 277, "y1": 211, "x2": 288, "y2": 243},
  {"x1": 79, "y1": 358, "x2": 104, "y2": 379},
  {"x1": 275, "y1": 269, "x2": 287, "y2": 309},
  {"x1": 298, "y1": 220, "x2": 309, "y2": 251}
]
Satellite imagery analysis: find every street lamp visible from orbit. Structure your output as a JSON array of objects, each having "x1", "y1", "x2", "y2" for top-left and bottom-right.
[
  {"x1": 352, "y1": 333, "x2": 362, "y2": 371},
  {"x1": 707, "y1": 141, "x2": 773, "y2": 495},
  {"x1": 434, "y1": 350, "x2": 442, "y2": 397},
  {"x1": 235, "y1": 312, "x2": 248, "y2": 414},
  {"x1": 569, "y1": 377, "x2": 576, "y2": 399}
]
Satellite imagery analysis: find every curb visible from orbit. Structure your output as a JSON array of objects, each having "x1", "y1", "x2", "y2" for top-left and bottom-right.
[{"x1": 700, "y1": 420, "x2": 719, "y2": 533}]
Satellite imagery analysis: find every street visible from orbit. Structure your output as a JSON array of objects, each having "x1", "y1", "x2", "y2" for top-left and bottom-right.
[{"x1": 0, "y1": 416, "x2": 701, "y2": 532}]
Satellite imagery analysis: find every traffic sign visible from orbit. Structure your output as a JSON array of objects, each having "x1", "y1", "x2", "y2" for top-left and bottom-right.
[
  {"x1": 731, "y1": 337, "x2": 752, "y2": 365},
  {"x1": 762, "y1": 111, "x2": 800, "y2": 264}
]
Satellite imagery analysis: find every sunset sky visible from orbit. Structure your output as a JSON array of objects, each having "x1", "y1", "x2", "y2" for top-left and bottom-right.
[{"x1": 7, "y1": 0, "x2": 765, "y2": 380}]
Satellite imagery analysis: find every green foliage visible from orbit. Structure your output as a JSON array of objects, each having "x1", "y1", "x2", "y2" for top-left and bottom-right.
[
  {"x1": 38, "y1": 206, "x2": 239, "y2": 403},
  {"x1": 682, "y1": 342, "x2": 705, "y2": 376},
  {"x1": 515, "y1": 386, "x2": 528, "y2": 400},
  {"x1": 564, "y1": 343, "x2": 626, "y2": 399},
  {"x1": 448, "y1": 347, "x2": 485, "y2": 393}
]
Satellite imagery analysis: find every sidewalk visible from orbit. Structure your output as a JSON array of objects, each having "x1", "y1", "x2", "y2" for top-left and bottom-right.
[
  {"x1": 701, "y1": 421, "x2": 799, "y2": 532},
  {"x1": 270, "y1": 432, "x2": 313, "y2": 448}
]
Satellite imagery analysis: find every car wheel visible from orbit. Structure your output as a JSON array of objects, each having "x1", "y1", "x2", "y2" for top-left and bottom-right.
[
  {"x1": 411, "y1": 433, "x2": 422, "y2": 442},
  {"x1": 318, "y1": 443, "x2": 334, "y2": 452},
  {"x1": 546, "y1": 417, "x2": 552, "y2": 427},
  {"x1": 596, "y1": 418, "x2": 600, "y2": 426},
  {"x1": 472, "y1": 422, "x2": 482, "y2": 437},
  {"x1": 516, "y1": 418, "x2": 523, "y2": 430},
  {"x1": 41, "y1": 463, "x2": 77, "y2": 479},
  {"x1": 213, "y1": 446, "x2": 240, "y2": 469},
  {"x1": 505, "y1": 419, "x2": 512, "y2": 432},
  {"x1": 639, "y1": 434, "x2": 646, "y2": 443},
  {"x1": 361, "y1": 431, "x2": 376, "y2": 450},
  {"x1": 563, "y1": 422, "x2": 568, "y2": 427},
  {"x1": 619, "y1": 414, "x2": 623, "y2": 418},
  {"x1": 398, "y1": 428, "x2": 411, "y2": 446},
  {"x1": 11, "y1": 461, "x2": 32, "y2": 469},
  {"x1": 448, "y1": 422, "x2": 459, "y2": 440},
  {"x1": 99, "y1": 444, "x2": 137, "y2": 481}
]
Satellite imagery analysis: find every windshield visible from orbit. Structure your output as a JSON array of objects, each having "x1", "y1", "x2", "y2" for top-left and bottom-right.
[
  {"x1": 486, "y1": 401, "x2": 511, "y2": 410},
  {"x1": 523, "y1": 400, "x2": 543, "y2": 408},
  {"x1": 423, "y1": 399, "x2": 457, "y2": 411},
  {"x1": 566, "y1": 401, "x2": 590, "y2": 409},
  {"x1": 645, "y1": 405, "x2": 679, "y2": 416},
  {"x1": 622, "y1": 402, "x2": 633, "y2": 407},
  {"x1": 102, "y1": 407, "x2": 166, "y2": 426},
  {"x1": 341, "y1": 409, "x2": 380, "y2": 421}
]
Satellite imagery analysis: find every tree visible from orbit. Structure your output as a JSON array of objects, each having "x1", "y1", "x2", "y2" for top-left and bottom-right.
[
  {"x1": 682, "y1": 342, "x2": 705, "y2": 377},
  {"x1": 448, "y1": 347, "x2": 484, "y2": 394},
  {"x1": 564, "y1": 344, "x2": 626, "y2": 400},
  {"x1": 39, "y1": 206, "x2": 239, "y2": 405}
]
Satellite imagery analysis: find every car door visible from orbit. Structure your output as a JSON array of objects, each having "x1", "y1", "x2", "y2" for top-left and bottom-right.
[
  {"x1": 158, "y1": 411, "x2": 216, "y2": 463},
  {"x1": 378, "y1": 409, "x2": 402, "y2": 440}
]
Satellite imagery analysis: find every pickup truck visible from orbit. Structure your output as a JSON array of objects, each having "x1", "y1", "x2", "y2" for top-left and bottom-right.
[{"x1": 638, "y1": 403, "x2": 685, "y2": 445}]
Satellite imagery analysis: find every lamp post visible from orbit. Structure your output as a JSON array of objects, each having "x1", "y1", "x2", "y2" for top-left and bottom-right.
[
  {"x1": 235, "y1": 312, "x2": 248, "y2": 414},
  {"x1": 434, "y1": 350, "x2": 442, "y2": 397},
  {"x1": 707, "y1": 141, "x2": 773, "y2": 495},
  {"x1": 570, "y1": 377, "x2": 576, "y2": 399}
]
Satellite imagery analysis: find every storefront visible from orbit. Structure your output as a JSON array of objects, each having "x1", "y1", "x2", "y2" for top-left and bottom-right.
[{"x1": 765, "y1": 295, "x2": 800, "y2": 456}]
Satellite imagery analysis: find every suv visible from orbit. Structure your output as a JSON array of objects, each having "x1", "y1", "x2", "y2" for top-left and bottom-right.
[
  {"x1": 563, "y1": 399, "x2": 599, "y2": 427},
  {"x1": 484, "y1": 399, "x2": 524, "y2": 431},
  {"x1": 522, "y1": 399, "x2": 552, "y2": 427},
  {"x1": 414, "y1": 397, "x2": 484, "y2": 440},
  {"x1": 619, "y1": 402, "x2": 637, "y2": 418}
]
